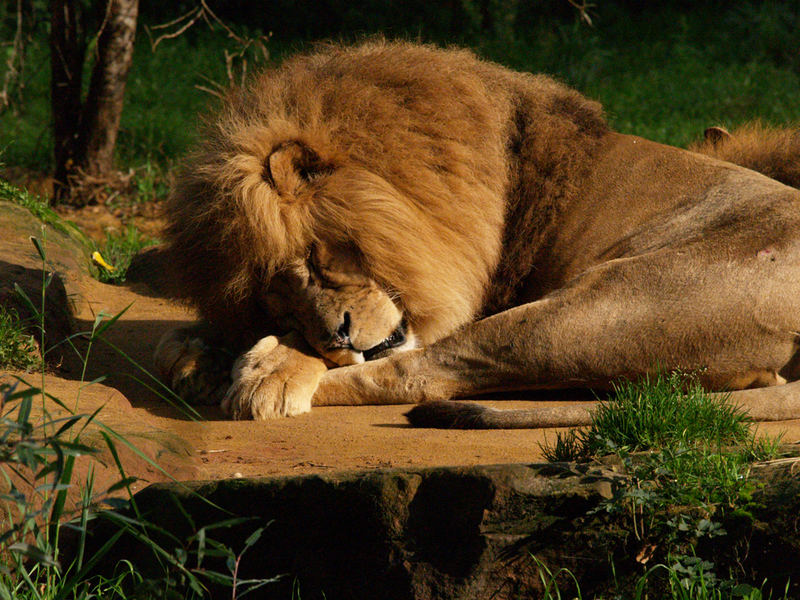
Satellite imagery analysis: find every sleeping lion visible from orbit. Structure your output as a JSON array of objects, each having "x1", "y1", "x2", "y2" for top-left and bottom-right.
[{"x1": 156, "y1": 40, "x2": 800, "y2": 428}]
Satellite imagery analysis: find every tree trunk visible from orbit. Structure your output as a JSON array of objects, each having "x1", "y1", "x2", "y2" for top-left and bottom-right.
[
  {"x1": 78, "y1": 0, "x2": 139, "y2": 178},
  {"x1": 50, "y1": 0, "x2": 139, "y2": 204},
  {"x1": 50, "y1": 0, "x2": 85, "y2": 199}
]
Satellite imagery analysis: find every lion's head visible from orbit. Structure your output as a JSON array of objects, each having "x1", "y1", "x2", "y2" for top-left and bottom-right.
[
  {"x1": 162, "y1": 41, "x2": 517, "y2": 362},
  {"x1": 163, "y1": 41, "x2": 608, "y2": 364},
  {"x1": 260, "y1": 237, "x2": 416, "y2": 365}
]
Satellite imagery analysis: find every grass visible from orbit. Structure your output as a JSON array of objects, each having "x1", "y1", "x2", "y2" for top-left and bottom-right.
[
  {"x1": 0, "y1": 306, "x2": 38, "y2": 371},
  {"x1": 2, "y1": 2, "x2": 799, "y2": 179},
  {"x1": 1, "y1": 381, "x2": 276, "y2": 599},
  {"x1": 478, "y1": 3, "x2": 800, "y2": 148},
  {"x1": 532, "y1": 555, "x2": 790, "y2": 600},
  {"x1": 0, "y1": 235, "x2": 275, "y2": 598},
  {"x1": 94, "y1": 225, "x2": 159, "y2": 285},
  {"x1": 1, "y1": 177, "x2": 155, "y2": 284},
  {"x1": 0, "y1": 179, "x2": 92, "y2": 248},
  {"x1": 539, "y1": 370, "x2": 789, "y2": 598},
  {"x1": 542, "y1": 371, "x2": 755, "y2": 461}
]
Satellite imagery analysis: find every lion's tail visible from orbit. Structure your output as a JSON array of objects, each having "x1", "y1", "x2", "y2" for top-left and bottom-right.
[
  {"x1": 404, "y1": 401, "x2": 594, "y2": 429},
  {"x1": 404, "y1": 382, "x2": 800, "y2": 429}
]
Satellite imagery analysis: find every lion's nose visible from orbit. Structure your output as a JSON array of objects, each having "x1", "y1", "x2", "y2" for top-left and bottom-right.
[{"x1": 333, "y1": 312, "x2": 352, "y2": 346}]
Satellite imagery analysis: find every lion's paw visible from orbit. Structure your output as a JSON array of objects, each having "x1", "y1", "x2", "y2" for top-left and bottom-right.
[
  {"x1": 154, "y1": 328, "x2": 233, "y2": 406},
  {"x1": 221, "y1": 333, "x2": 328, "y2": 420}
]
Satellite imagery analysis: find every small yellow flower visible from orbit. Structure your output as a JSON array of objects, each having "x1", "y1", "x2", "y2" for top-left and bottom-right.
[{"x1": 92, "y1": 251, "x2": 115, "y2": 271}]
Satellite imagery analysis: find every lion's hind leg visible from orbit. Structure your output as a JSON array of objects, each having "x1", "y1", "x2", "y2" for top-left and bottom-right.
[{"x1": 154, "y1": 325, "x2": 235, "y2": 406}]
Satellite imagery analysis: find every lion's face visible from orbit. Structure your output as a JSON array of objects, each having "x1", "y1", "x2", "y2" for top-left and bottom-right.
[{"x1": 260, "y1": 239, "x2": 416, "y2": 366}]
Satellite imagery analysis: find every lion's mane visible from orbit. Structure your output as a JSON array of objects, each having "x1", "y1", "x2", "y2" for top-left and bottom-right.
[
  {"x1": 690, "y1": 123, "x2": 800, "y2": 189},
  {"x1": 163, "y1": 40, "x2": 608, "y2": 348}
]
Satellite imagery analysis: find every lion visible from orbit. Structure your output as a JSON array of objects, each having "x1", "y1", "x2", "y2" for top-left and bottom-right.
[
  {"x1": 155, "y1": 40, "x2": 800, "y2": 428},
  {"x1": 689, "y1": 123, "x2": 800, "y2": 189}
]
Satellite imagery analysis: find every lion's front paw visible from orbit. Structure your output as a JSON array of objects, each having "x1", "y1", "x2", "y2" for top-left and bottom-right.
[
  {"x1": 155, "y1": 328, "x2": 233, "y2": 406},
  {"x1": 221, "y1": 333, "x2": 328, "y2": 420}
]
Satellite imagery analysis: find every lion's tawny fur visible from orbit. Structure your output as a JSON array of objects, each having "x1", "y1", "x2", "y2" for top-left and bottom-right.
[
  {"x1": 159, "y1": 40, "x2": 800, "y2": 427},
  {"x1": 164, "y1": 40, "x2": 608, "y2": 347},
  {"x1": 690, "y1": 122, "x2": 800, "y2": 189}
]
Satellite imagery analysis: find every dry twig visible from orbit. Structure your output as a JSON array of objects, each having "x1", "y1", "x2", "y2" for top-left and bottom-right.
[
  {"x1": 567, "y1": 0, "x2": 596, "y2": 26},
  {"x1": 144, "y1": 1, "x2": 269, "y2": 89}
]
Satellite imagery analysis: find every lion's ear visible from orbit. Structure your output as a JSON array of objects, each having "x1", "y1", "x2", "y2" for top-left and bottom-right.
[
  {"x1": 264, "y1": 141, "x2": 332, "y2": 196},
  {"x1": 704, "y1": 126, "x2": 731, "y2": 147}
]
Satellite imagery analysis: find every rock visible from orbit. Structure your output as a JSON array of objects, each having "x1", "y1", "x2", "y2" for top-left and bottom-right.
[
  {"x1": 0, "y1": 201, "x2": 94, "y2": 282},
  {"x1": 0, "y1": 201, "x2": 92, "y2": 366},
  {"x1": 0, "y1": 261, "x2": 74, "y2": 366},
  {"x1": 86, "y1": 456, "x2": 800, "y2": 600},
  {"x1": 105, "y1": 462, "x2": 628, "y2": 600},
  {"x1": 0, "y1": 199, "x2": 202, "y2": 494}
]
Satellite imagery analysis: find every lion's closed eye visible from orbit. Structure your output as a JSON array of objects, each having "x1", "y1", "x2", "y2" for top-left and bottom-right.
[{"x1": 308, "y1": 243, "x2": 372, "y2": 288}]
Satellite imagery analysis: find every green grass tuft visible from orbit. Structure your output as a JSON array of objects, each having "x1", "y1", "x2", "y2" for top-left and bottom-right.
[
  {"x1": 541, "y1": 371, "x2": 788, "y2": 597},
  {"x1": 0, "y1": 305, "x2": 38, "y2": 371},
  {"x1": 0, "y1": 178, "x2": 95, "y2": 253},
  {"x1": 591, "y1": 372, "x2": 751, "y2": 452},
  {"x1": 531, "y1": 554, "x2": 791, "y2": 600},
  {"x1": 0, "y1": 178, "x2": 69, "y2": 233},
  {"x1": 94, "y1": 225, "x2": 159, "y2": 284},
  {"x1": 542, "y1": 371, "x2": 754, "y2": 461}
]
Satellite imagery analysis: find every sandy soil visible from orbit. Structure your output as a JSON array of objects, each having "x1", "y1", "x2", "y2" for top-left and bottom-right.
[
  {"x1": 1, "y1": 233, "x2": 586, "y2": 487},
  {"x1": 59, "y1": 272, "x2": 593, "y2": 480}
]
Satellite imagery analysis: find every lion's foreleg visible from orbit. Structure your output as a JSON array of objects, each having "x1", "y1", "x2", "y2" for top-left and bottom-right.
[
  {"x1": 312, "y1": 300, "x2": 587, "y2": 407},
  {"x1": 314, "y1": 250, "x2": 800, "y2": 422},
  {"x1": 221, "y1": 331, "x2": 328, "y2": 419}
]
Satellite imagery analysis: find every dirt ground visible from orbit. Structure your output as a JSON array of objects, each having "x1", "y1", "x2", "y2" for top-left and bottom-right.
[
  {"x1": 3, "y1": 200, "x2": 800, "y2": 494},
  {"x1": 17, "y1": 273, "x2": 607, "y2": 489},
  {"x1": 0, "y1": 201, "x2": 589, "y2": 491}
]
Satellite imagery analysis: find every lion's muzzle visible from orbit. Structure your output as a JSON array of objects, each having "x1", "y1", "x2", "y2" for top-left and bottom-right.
[
  {"x1": 327, "y1": 314, "x2": 410, "y2": 363},
  {"x1": 361, "y1": 319, "x2": 408, "y2": 361}
]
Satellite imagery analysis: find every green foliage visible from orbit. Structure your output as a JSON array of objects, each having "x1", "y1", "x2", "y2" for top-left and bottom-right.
[
  {"x1": 0, "y1": 378, "x2": 277, "y2": 599},
  {"x1": 0, "y1": 381, "x2": 130, "y2": 599},
  {"x1": 3, "y1": 2, "x2": 800, "y2": 174},
  {"x1": 0, "y1": 178, "x2": 157, "y2": 285},
  {"x1": 590, "y1": 372, "x2": 751, "y2": 451},
  {"x1": 132, "y1": 161, "x2": 170, "y2": 204},
  {"x1": 1, "y1": 179, "x2": 73, "y2": 236},
  {"x1": 478, "y1": 2, "x2": 800, "y2": 148},
  {"x1": 0, "y1": 178, "x2": 54, "y2": 224},
  {"x1": 0, "y1": 179, "x2": 95, "y2": 257},
  {"x1": 531, "y1": 554, "x2": 790, "y2": 600},
  {"x1": 0, "y1": 306, "x2": 38, "y2": 371},
  {"x1": 94, "y1": 225, "x2": 159, "y2": 284},
  {"x1": 541, "y1": 370, "x2": 788, "y2": 597},
  {"x1": 542, "y1": 371, "x2": 754, "y2": 461},
  {"x1": 0, "y1": 236, "x2": 274, "y2": 598},
  {"x1": 114, "y1": 511, "x2": 279, "y2": 599}
]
